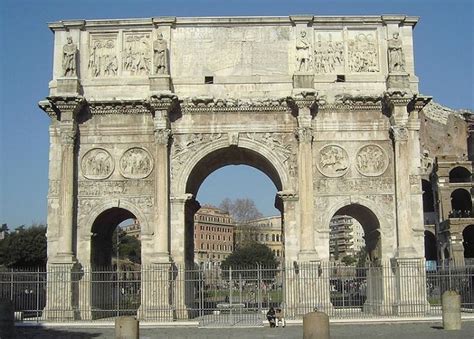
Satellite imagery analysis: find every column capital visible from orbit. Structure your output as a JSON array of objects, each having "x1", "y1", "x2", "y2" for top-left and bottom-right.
[
  {"x1": 286, "y1": 91, "x2": 318, "y2": 115},
  {"x1": 171, "y1": 193, "x2": 194, "y2": 204},
  {"x1": 277, "y1": 190, "x2": 299, "y2": 202},
  {"x1": 295, "y1": 126, "x2": 313, "y2": 144},
  {"x1": 154, "y1": 128, "x2": 171, "y2": 145},
  {"x1": 146, "y1": 93, "x2": 178, "y2": 117},
  {"x1": 39, "y1": 96, "x2": 85, "y2": 121},
  {"x1": 390, "y1": 125, "x2": 409, "y2": 142}
]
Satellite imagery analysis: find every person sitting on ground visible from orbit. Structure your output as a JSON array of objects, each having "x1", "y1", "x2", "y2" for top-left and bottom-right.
[
  {"x1": 266, "y1": 307, "x2": 276, "y2": 328},
  {"x1": 275, "y1": 308, "x2": 286, "y2": 328}
]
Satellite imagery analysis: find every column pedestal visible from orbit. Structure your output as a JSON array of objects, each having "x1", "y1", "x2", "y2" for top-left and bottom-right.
[{"x1": 44, "y1": 263, "x2": 78, "y2": 320}]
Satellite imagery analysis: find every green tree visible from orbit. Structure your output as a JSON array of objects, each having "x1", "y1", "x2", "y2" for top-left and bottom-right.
[
  {"x1": 221, "y1": 242, "x2": 278, "y2": 268},
  {"x1": 341, "y1": 255, "x2": 357, "y2": 266},
  {"x1": 0, "y1": 224, "x2": 47, "y2": 268},
  {"x1": 112, "y1": 228, "x2": 141, "y2": 264}
]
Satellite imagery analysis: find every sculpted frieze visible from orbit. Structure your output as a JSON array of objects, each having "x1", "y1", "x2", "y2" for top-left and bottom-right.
[
  {"x1": 356, "y1": 145, "x2": 388, "y2": 177},
  {"x1": 88, "y1": 35, "x2": 118, "y2": 77},
  {"x1": 181, "y1": 97, "x2": 290, "y2": 114},
  {"x1": 314, "y1": 32, "x2": 344, "y2": 74},
  {"x1": 347, "y1": 31, "x2": 379, "y2": 73},
  {"x1": 245, "y1": 132, "x2": 297, "y2": 177},
  {"x1": 409, "y1": 175, "x2": 422, "y2": 194},
  {"x1": 123, "y1": 32, "x2": 152, "y2": 76},
  {"x1": 78, "y1": 179, "x2": 153, "y2": 197},
  {"x1": 48, "y1": 180, "x2": 60, "y2": 197},
  {"x1": 315, "y1": 177, "x2": 394, "y2": 195},
  {"x1": 81, "y1": 148, "x2": 114, "y2": 180},
  {"x1": 316, "y1": 145, "x2": 349, "y2": 177},
  {"x1": 119, "y1": 147, "x2": 153, "y2": 179}
]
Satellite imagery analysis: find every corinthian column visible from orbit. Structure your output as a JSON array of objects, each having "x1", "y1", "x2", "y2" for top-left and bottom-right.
[
  {"x1": 47, "y1": 96, "x2": 84, "y2": 262},
  {"x1": 147, "y1": 93, "x2": 177, "y2": 263},
  {"x1": 288, "y1": 94, "x2": 318, "y2": 262}
]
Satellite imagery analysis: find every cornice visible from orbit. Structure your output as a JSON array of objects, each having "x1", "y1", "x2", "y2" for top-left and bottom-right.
[
  {"x1": 319, "y1": 95, "x2": 383, "y2": 112},
  {"x1": 180, "y1": 97, "x2": 291, "y2": 114},
  {"x1": 88, "y1": 99, "x2": 149, "y2": 115}
]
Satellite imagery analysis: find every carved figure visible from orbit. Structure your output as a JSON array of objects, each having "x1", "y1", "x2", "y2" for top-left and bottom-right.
[
  {"x1": 120, "y1": 148, "x2": 153, "y2": 179},
  {"x1": 62, "y1": 37, "x2": 77, "y2": 77},
  {"x1": 153, "y1": 33, "x2": 168, "y2": 74},
  {"x1": 123, "y1": 34, "x2": 151, "y2": 75},
  {"x1": 387, "y1": 32, "x2": 405, "y2": 72},
  {"x1": 88, "y1": 39, "x2": 117, "y2": 77},
  {"x1": 356, "y1": 145, "x2": 387, "y2": 176},
  {"x1": 81, "y1": 149, "x2": 114, "y2": 180},
  {"x1": 314, "y1": 34, "x2": 344, "y2": 74},
  {"x1": 296, "y1": 31, "x2": 312, "y2": 72},
  {"x1": 318, "y1": 145, "x2": 349, "y2": 177},
  {"x1": 348, "y1": 33, "x2": 379, "y2": 73}
]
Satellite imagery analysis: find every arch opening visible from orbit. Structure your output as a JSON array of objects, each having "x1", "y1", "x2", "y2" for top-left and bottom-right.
[
  {"x1": 424, "y1": 231, "x2": 437, "y2": 261},
  {"x1": 422, "y1": 179, "x2": 435, "y2": 213},
  {"x1": 450, "y1": 189, "x2": 473, "y2": 216},
  {"x1": 329, "y1": 204, "x2": 381, "y2": 265},
  {"x1": 449, "y1": 166, "x2": 472, "y2": 183},
  {"x1": 463, "y1": 225, "x2": 474, "y2": 259},
  {"x1": 90, "y1": 207, "x2": 141, "y2": 319}
]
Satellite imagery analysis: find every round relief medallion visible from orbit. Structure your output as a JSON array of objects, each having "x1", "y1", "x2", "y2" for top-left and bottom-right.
[
  {"x1": 119, "y1": 147, "x2": 153, "y2": 179},
  {"x1": 356, "y1": 144, "x2": 389, "y2": 177},
  {"x1": 317, "y1": 145, "x2": 349, "y2": 177},
  {"x1": 81, "y1": 148, "x2": 114, "y2": 180}
]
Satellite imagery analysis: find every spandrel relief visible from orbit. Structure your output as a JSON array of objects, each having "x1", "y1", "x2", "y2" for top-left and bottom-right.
[
  {"x1": 119, "y1": 147, "x2": 153, "y2": 179},
  {"x1": 88, "y1": 35, "x2": 118, "y2": 77},
  {"x1": 81, "y1": 148, "x2": 114, "y2": 180},
  {"x1": 317, "y1": 145, "x2": 349, "y2": 177},
  {"x1": 348, "y1": 31, "x2": 379, "y2": 73},
  {"x1": 123, "y1": 33, "x2": 152, "y2": 76},
  {"x1": 314, "y1": 32, "x2": 344, "y2": 74},
  {"x1": 356, "y1": 145, "x2": 388, "y2": 177}
]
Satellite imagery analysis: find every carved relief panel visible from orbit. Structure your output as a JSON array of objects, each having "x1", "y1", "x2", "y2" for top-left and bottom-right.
[
  {"x1": 119, "y1": 147, "x2": 153, "y2": 179},
  {"x1": 316, "y1": 145, "x2": 349, "y2": 177},
  {"x1": 122, "y1": 32, "x2": 152, "y2": 76},
  {"x1": 81, "y1": 148, "x2": 114, "y2": 180},
  {"x1": 88, "y1": 34, "x2": 119, "y2": 77},
  {"x1": 355, "y1": 144, "x2": 388, "y2": 177},
  {"x1": 313, "y1": 32, "x2": 344, "y2": 74},
  {"x1": 347, "y1": 31, "x2": 379, "y2": 73}
]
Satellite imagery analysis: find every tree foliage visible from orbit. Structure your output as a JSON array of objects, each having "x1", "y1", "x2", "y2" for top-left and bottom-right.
[
  {"x1": 0, "y1": 225, "x2": 47, "y2": 268},
  {"x1": 219, "y1": 198, "x2": 263, "y2": 223},
  {"x1": 112, "y1": 228, "x2": 141, "y2": 264},
  {"x1": 221, "y1": 242, "x2": 277, "y2": 268}
]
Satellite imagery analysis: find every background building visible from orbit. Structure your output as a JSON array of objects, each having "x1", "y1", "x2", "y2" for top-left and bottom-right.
[
  {"x1": 329, "y1": 216, "x2": 365, "y2": 261},
  {"x1": 194, "y1": 206, "x2": 234, "y2": 266},
  {"x1": 235, "y1": 216, "x2": 284, "y2": 261}
]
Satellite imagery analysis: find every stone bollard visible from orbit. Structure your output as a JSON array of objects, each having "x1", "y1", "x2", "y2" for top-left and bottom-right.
[
  {"x1": 442, "y1": 290, "x2": 461, "y2": 330},
  {"x1": 303, "y1": 311, "x2": 330, "y2": 339},
  {"x1": 0, "y1": 299, "x2": 16, "y2": 339},
  {"x1": 115, "y1": 316, "x2": 139, "y2": 339}
]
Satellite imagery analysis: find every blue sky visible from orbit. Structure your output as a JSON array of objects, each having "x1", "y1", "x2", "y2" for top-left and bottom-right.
[{"x1": 0, "y1": 0, "x2": 473, "y2": 228}]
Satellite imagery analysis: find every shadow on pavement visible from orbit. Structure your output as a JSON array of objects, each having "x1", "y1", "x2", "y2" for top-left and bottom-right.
[
  {"x1": 16, "y1": 326, "x2": 103, "y2": 338},
  {"x1": 430, "y1": 326, "x2": 444, "y2": 330}
]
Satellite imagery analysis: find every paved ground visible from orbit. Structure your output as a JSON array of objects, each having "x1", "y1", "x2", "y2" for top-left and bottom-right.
[{"x1": 14, "y1": 321, "x2": 474, "y2": 339}]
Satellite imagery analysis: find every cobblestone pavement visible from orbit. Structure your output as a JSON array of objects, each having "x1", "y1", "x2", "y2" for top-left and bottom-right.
[{"x1": 15, "y1": 321, "x2": 474, "y2": 339}]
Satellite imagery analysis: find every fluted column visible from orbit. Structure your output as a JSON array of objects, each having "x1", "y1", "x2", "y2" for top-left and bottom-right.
[
  {"x1": 288, "y1": 94, "x2": 318, "y2": 262},
  {"x1": 49, "y1": 96, "x2": 84, "y2": 262},
  {"x1": 147, "y1": 93, "x2": 177, "y2": 263}
]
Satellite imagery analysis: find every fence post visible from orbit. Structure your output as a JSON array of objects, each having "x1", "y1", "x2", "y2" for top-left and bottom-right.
[
  {"x1": 442, "y1": 290, "x2": 461, "y2": 330},
  {"x1": 303, "y1": 311, "x2": 330, "y2": 339},
  {"x1": 0, "y1": 298, "x2": 15, "y2": 339},
  {"x1": 115, "y1": 316, "x2": 139, "y2": 339}
]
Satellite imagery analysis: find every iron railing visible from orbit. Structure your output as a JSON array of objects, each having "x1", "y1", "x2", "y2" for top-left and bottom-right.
[{"x1": 0, "y1": 262, "x2": 472, "y2": 325}]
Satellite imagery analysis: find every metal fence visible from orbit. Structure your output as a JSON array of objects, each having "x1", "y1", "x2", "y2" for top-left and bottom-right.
[{"x1": 0, "y1": 263, "x2": 473, "y2": 326}]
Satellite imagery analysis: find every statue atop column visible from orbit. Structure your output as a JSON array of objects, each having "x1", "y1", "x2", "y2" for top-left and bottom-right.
[
  {"x1": 296, "y1": 31, "x2": 312, "y2": 72},
  {"x1": 153, "y1": 32, "x2": 168, "y2": 75},
  {"x1": 387, "y1": 32, "x2": 405, "y2": 72},
  {"x1": 62, "y1": 36, "x2": 77, "y2": 77}
]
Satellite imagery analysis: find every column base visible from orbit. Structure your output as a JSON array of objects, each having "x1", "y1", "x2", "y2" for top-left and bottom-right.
[
  {"x1": 56, "y1": 77, "x2": 81, "y2": 96},
  {"x1": 149, "y1": 75, "x2": 172, "y2": 91},
  {"x1": 386, "y1": 72, "x2": 410, "y2": 92},
  {"x1": 293, "y1": 73, "x2": 314, "y2": 89},
  {"x1": 297, "y1": 250, "x2": 318, "y2": 262},
  {"x1": 138, "y1": 307, "x2": 174, "y2": 322}
]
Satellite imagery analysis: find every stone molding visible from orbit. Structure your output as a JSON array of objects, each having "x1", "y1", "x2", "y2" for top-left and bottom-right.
[
  {"x1": 319, "y1": 95, "x2": 383, "y2": 112},
  {"x1": 277, "y1": 190, "x2": 299, "y2": 201},
  {"x1": 88, "y1": 100, "x2": 150, "y2": 115},
  {"x1": 180, "y1": 97, "x2": 291, "y2": 114},
  {"x1": 39, "y1": 96, "x2": 85, "y2": 121}
]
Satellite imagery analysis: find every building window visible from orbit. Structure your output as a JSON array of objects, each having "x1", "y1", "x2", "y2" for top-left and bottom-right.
[{"x1": 272, "y1": 234, "x2": 275, "y2": 242}]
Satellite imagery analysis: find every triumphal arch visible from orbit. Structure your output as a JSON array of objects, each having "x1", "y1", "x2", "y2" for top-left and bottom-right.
[{"x1": 40, "y1": 14, "x2": 432, "y2": 320}]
